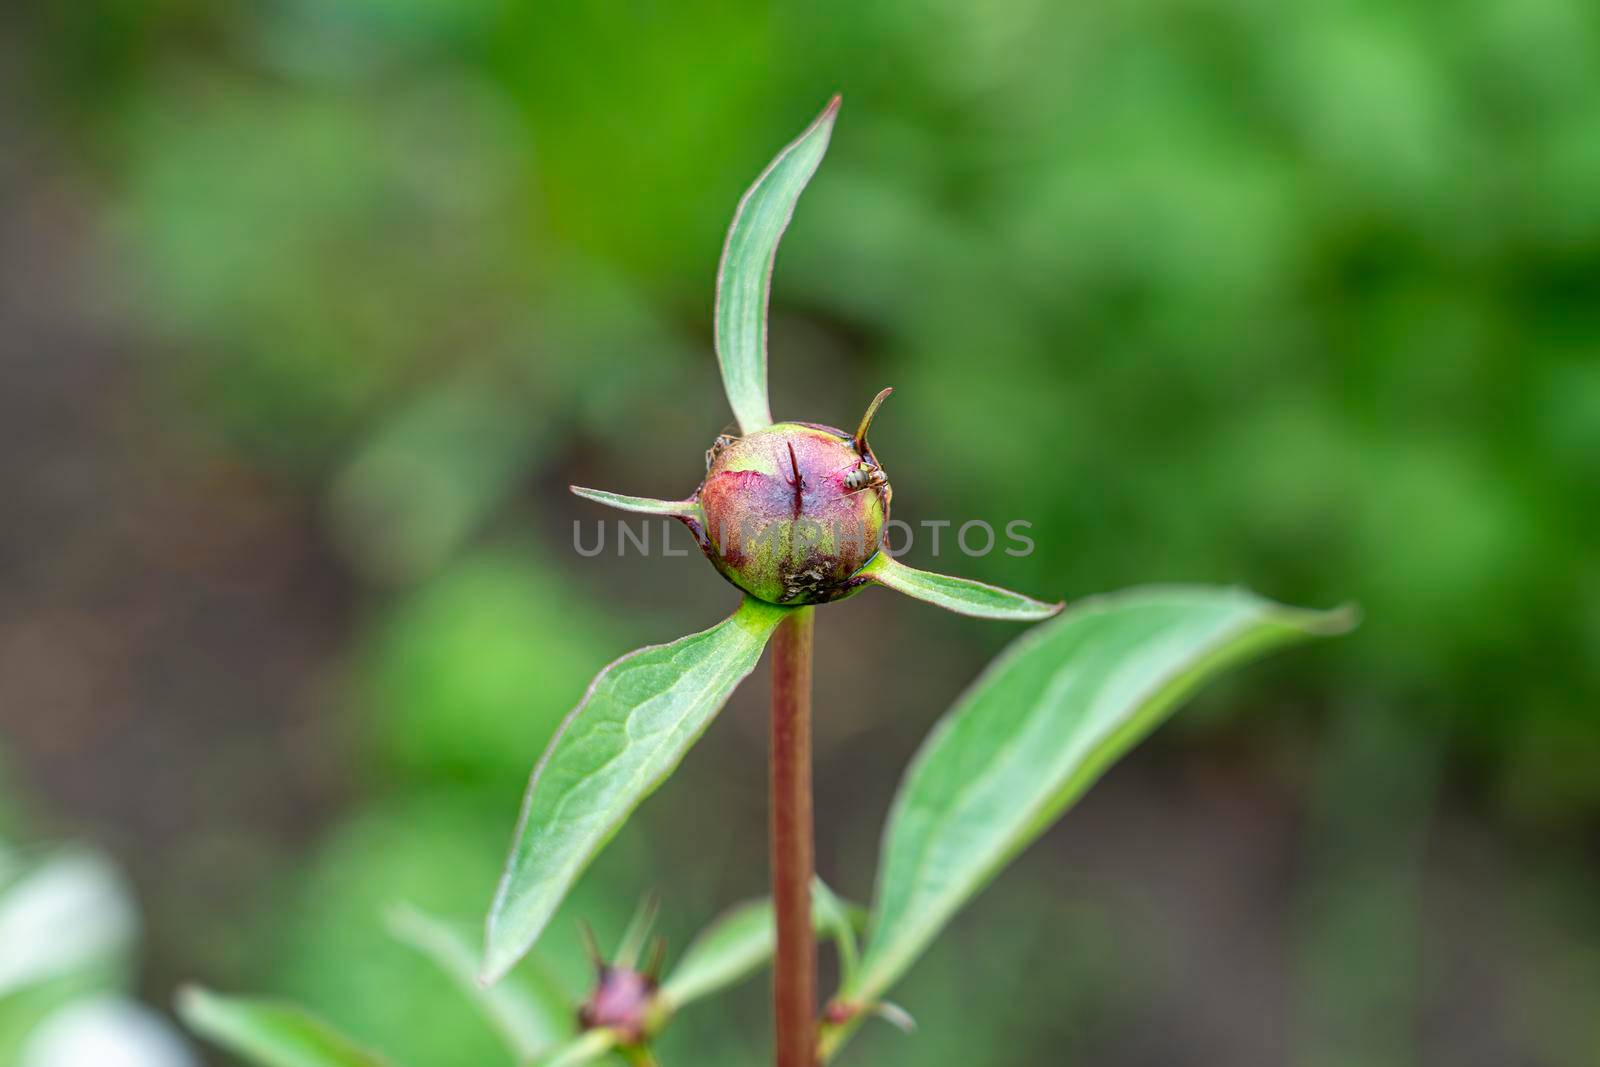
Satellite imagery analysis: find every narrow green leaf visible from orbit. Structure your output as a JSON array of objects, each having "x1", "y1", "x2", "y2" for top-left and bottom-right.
[
  {"x1": 658, "y1": 899, "x2": 771, "y2": 1009},
  {"x1": 831, "y1": 587, "x2": 1353, "y2": 1048},
  {"x1": 386, "y1": 905, "x2": 570, "y2": 1061},
  {"x1": 529, "y1": 1029, "x2": 617, "y2": 1067},
  {"x1": 484, "y1": 599, "x2": 792, "y2": 984},
  {"x1": 569, "y1": 487, "x2": 703, "y2": 520},
  {"x1": 659, "y1": 882, "x2": 863, "y2": 1010},
  {"x1": 177, "y1": 987, "x2": 391, "y2": 1067},
  {"x1": 810, "y1": 879, "x2": 860, "y2": 987},
  {"x1": 715, "y1": 96, "x2": 840, "y2": 434},
  {"x1": 860, "y1": 554, "x2": 1062, "y2": 621}
]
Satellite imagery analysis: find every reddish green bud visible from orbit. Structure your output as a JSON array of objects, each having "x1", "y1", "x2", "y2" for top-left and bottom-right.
[
  {"x1": 576, "y1": 920, "x2": 666, "y2": 1045},
  {"x1": 696, "y1": 391, "x2": 892, "y2": 605},
  {"x1": 578, "y1": 964, "x2": 658, "y2": 1044}
]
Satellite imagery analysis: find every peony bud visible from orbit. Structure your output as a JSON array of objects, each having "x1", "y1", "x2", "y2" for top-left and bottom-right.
[
  {"x1": 577, "y1": 964, "x2": 658, "y2": 1045},
  {"x1": 576, "y1": 920, "x2": 665, "y2": 1046},
  {"x1": 695, "y1": 391, "x2": 892, "y2": 605}
]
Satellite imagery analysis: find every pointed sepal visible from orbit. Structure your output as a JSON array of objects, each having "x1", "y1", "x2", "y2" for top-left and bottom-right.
[
  {"x1": 613, "y1": 892, "x2": 660, "y2": 971},
  {"x1": 715, "y1": 95, "x2": 841, "y2": 434},
  {"x1": 859, "y1": 554, "x2": 1063, "y2": 621},
  {"x1": 853, "y1": 387, "x2": 893, "y2": 454},
  {"x1": 570, "y1": 486, "x2": 703, "y2": 521}
]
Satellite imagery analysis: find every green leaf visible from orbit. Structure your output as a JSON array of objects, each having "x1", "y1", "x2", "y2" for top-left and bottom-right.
[
  {"x1": 827, "y1": 587, "x2": 1353, "y2": 1055},
  {"x1": 529, "y1": 1029, "x2": 617, "y2": 1067},
  {"x1": 569, "y1": 487, "x2": 703, "y2": 520},
  {"x1": 810, "y1": 879, "x2": 860, "y2": 987},
  {"x1": 659, "y1": 881, "x2": 863, "y2": 1010},
  {"x1": 658, "y1": 898, "x2": 772, "y2": 1010},
  {"x1": 177, "y1": 987, "x2": 391, "y2": 1067},
  {"x1": 859, "y1": 554, "x2": 1062, "y2": 621},
  {"x1": 386, "y1": 905, "x2": 571, "y2": 1062},
  {"x1": 715, "y1": 96, "x2": 840, "y2": 434},
  {"x1": 483, "y1": 598, "x2": 791, "y2": 984}
]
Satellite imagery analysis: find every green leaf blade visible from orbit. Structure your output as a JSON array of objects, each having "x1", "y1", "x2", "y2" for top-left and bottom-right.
[
  {"x1": 860, "y1": 554, "x2": 1063, "y2": 621},
  {"x1": 659, "y1": 881, "x2": 864, "y2": 1011},
  {"x1": 529, "y1": 1029, "x2": 617, "y2": 1067},
  {"x1": 715, "y1": 96, "x2": 840, "y2": 434},
  {"x1": 810, "y1": 878, "x2": 861, "y2": 987},
  {"x1": 659, "y1": 898, "x2": 775, "y2": 1009},
  {"x1": 177, "y1": 988, "x2": 391, "y2": 1067},
  {"x1": 844, "y1": 587, "x2": 1353, "y2": 1013},
  {"x1": 483, "y1": 599, "x2": 791, "y2": 984}
]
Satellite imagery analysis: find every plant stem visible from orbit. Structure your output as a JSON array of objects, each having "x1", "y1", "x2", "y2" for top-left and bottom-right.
[{"x1": 770, "y1": 605, "x2": 816, "y2": 1067}]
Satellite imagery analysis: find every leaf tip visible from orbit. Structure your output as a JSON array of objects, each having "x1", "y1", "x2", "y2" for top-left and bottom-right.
[
  {"x1": 478, "y1": 925, "x2": 519, "y2": 989},
  {"x1": 873, "y1": 1000, "x2": 917, "y2": 1034},
  {"x1": 1309, "y1": 601, "x2": 1361, "y2": 635},
  {"x1": 173, "y1": 983, "x2": 204, "y2": 1017},
  {"x1": 801, "y1": 94, "x2": 842, "y2": 142}
]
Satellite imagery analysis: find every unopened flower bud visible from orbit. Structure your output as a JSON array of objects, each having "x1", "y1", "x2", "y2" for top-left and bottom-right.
[
  {"x1": 696, "y1": 390, "x2": 893, "y2": 605},
  {"x1": 578, "y1": 964, "x2": 658, "y2": 1045},
  {"x1": 576, "y1": 920, "x2": 666, "y2": 1046}
]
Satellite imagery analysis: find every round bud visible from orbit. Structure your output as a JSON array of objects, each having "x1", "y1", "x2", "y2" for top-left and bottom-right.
[{"x1": 696, "y1": 421, "x2": 890, "y2": 605}]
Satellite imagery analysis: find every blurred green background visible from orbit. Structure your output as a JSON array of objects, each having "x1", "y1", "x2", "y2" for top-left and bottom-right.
[{"x1": 2, "y1": 0, "x2": 1598, "y2": 1063}]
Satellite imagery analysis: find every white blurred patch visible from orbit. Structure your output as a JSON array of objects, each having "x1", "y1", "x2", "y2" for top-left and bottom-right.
[
  {"x1": 21, "y1": 998, "x2": 196, "y2": 1067},
  {"x1": 0, "y1": 850, "x2": 136, "y2": 995}
]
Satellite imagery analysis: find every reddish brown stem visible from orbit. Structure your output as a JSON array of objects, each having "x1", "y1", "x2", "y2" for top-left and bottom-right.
[{"x1": 770, "y1": 606, "x2": 816, "y2": 1067}]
